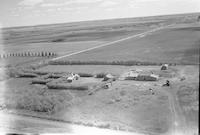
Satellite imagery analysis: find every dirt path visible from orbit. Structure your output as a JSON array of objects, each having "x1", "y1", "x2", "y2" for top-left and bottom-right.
[
  {"x1": 52, "y1": 24, "x2": 174, "y2": 61},
  {"x1": 164, "y1": 85, "x2": 188, "y2": 135}
]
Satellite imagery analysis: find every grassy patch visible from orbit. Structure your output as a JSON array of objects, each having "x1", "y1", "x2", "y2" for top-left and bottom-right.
[
  {"x1": 95, "y1": 72, "x2": 107, "y2": 78},
  {"x1": 77, "y1": 72, "x2": 93, "y2": 77},
  {"x1": 4, "y1": 88, "x2": 74, "y2": 114},
  {"x1": 177, "y1": 84, "x2": 199, "y2": 126},
  {"x1": 17, "y1": 72, "x2": 38, "y2": 78},
  {"x1": 31, "y1": 78, "x2": 52, "y2": 85},
  {"x1": 177, "y1": 85, "x2": 199, "y2": 110},
  {"x1": 46, "y1": 82, "x2": 89, "y2": 90}
]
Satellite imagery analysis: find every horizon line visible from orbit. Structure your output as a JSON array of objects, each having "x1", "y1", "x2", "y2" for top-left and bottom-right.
[{"x1": 2, "y1": 11, "x2": 200, "y2": 29}]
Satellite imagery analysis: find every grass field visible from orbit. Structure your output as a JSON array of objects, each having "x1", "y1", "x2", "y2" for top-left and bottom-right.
[
  {"x1": 2, "y1": 41, "x2": 104, "y2": 56},
  {"x1": 58, "y1": 23, "x2": 200, "y2": 64},
  {"x1": 38, "y1": 65, "x2": 134, "y2": 75},
  {"x1": 1, "y1": 13, "x2": 199, "y2": 68}
]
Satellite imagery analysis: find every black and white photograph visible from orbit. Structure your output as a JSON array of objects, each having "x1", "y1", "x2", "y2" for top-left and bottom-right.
[{"x1": 0, "y1": 0, "x2": 199, "y2": 135}]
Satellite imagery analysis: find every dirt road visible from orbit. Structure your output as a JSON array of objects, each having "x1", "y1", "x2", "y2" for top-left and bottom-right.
[{"x1": 164, "y1": 85, "x2": 191, "y2": 135}]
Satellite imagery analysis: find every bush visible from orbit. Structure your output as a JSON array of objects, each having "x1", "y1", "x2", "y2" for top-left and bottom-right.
[
  {"x1": 48, "y1": 60, "x2": 162, "y2": 66},
  {"x1": 95, "y1": 73, "x2": 107, "y2": 78},
  {"x1": 23, "y1": 70, "x2": 50, "y2": 75},
  {"x1": 5, "y1": 89, "x2": 74, "y2": 114},
  {"x1": 77, "y1": 73, "x2": 93, "y2": 77},
  {"x1": 4, "y1": 67, "x2": 25, "y2": 79},
  {"x1": 46, "y1": 83, "x2": 89, "y2": 90},
  {"x1": 17, "y1": 72, "x2": 38, "y2": 78},
  {"x1": 51, "y1": 38, "x2": 65, "y2": 42},
  {"x1": 27, "y1": 60, "x2": 49, "y2": 70},
  {"x1": 6, "y1": 68, "x2": 20, "y2": 78},
  {"x1": 31, "y1": 78, "x2": 51, "y2": 85},
  {"x1": 47, "y1": 73, "x2": 69, "y2": 79}
]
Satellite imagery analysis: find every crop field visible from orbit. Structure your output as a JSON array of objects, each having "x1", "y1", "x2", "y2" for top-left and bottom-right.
[{"x1": 0, "y1": 13, "x2": 199, "y2": 135}]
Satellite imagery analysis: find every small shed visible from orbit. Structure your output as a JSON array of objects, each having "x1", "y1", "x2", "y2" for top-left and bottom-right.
[
  {"x1": 103, "y1": 74, "x2": 115, "y2": 81},
  {"x1": 125, "y1": 71, "x2": 139, "y2": 80},
  {"x1": 66, "y1": 73, "x2": 80, "y2": 82},
  {"x1": 67, "y1": 76, "x2": 73, "y2": 82},
  {"x1": 161, "y1": 64, "x2": 168, "y2": 70}
]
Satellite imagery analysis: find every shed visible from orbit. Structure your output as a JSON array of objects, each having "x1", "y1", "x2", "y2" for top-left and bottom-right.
[
  {"x1": 103, "y1": 74, "x2": 115, "y2": 81},
  {"x1": 67, "y1": 76, "x2": 73, "y2": 82},
  {"x1": 125, "y1": 71, "x2": 139, "y2": 80}
]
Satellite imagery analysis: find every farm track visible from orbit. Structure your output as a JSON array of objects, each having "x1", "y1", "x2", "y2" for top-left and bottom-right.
[
  {"x1": 52, "y1": 24, "x2": 174, "y2": 61},
  {"x1": 164, "y1": 85, "x2": 188, "y2": 135}
]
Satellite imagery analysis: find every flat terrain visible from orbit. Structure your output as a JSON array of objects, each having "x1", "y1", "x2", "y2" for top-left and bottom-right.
[
  {"x1": 0, "y1": 13, "x2": 199, "y2": 135},
  {"x1": 38, "y1": 65, "x2": 134, "y2": 75},
  {"x1": 59, "y1": 23, "x2": 200, "y2": 64},
  {"x1": 1, "y1": 13, "x2": 198, "y2": 66},
  {"x1": 2, "y1": 41, "x2": 104, "y2": 56}
]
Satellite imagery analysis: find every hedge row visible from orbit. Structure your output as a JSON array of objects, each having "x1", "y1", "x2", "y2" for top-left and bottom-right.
[
  {"x1": 48, "y1": 60, "x2": 169, "y2": 66},
  {"x1": 46, "y1": 82, "x2": 89, "y2": 90}
]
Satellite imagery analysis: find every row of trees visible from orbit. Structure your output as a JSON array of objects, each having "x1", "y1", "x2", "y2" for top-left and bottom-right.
[{"x1": 0, "y1": 52, "x2": 57, "y2": 58}]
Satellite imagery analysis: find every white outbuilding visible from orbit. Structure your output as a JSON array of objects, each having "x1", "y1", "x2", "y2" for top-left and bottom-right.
[
  {"x1": 161, "y1": 64, "x2": 168, "y2": 70},
  {"x1": 124, "y1": 69, "x2": 159, "y2": 81}
]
